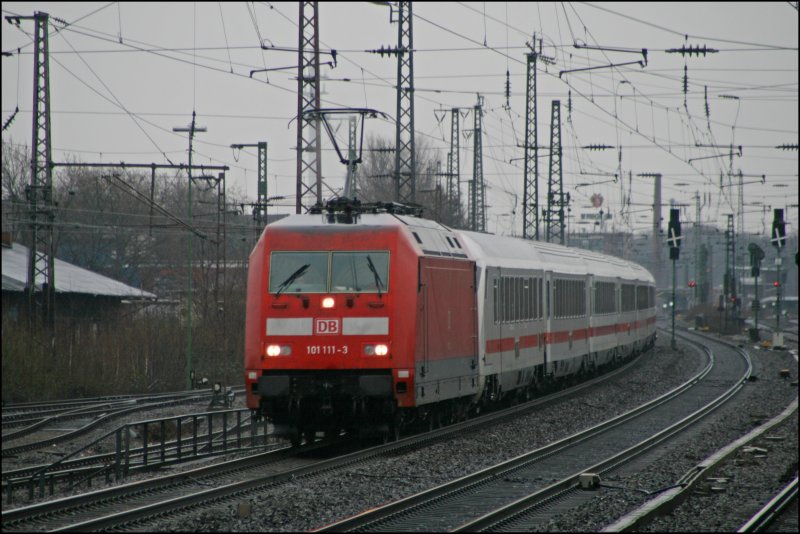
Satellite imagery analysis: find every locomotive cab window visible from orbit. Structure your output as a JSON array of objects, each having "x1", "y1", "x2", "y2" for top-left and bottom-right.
[
  {"x1": 269, "y1": 251, "x2": 389, "y2": 294},
  {"x1": 269, "y1": 252, "x2": 328, "y2": 294},
  {"x1": 331, "y1": 252, "x2": 389, "y2": 293}
]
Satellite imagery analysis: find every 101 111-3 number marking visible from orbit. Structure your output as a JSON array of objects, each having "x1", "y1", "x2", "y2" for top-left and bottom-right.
[{"x1": 306, "y1": 345, "x2": 348, "y2": 355}]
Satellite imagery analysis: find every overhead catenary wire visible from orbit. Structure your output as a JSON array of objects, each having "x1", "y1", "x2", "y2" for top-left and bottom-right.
[{"x1": 1, "y1": 3, "x2": 795, "y2": 236}]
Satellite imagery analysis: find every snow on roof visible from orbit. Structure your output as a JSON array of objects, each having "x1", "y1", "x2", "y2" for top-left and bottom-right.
[{"x1": 2, "y1": 243, "x2": 156, "y2": 299}]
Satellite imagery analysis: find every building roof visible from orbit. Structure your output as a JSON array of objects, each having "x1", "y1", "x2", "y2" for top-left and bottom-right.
[{"x1": 2, "y1": 243, "x2": 157, "y2": 300}]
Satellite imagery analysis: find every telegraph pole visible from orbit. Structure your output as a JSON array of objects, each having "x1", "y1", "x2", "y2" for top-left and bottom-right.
[{"x1": 174, "y1": 112, "x2": 207, "y2": 390}]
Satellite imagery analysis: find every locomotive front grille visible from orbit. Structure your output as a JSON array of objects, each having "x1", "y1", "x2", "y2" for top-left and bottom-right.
[{"x1": 258, "y1": 370, "x2": 393, "y2": 398}]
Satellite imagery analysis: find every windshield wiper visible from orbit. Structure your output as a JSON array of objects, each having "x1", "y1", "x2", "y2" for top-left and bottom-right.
[
  {"x1": 366, "y1": 255, "x2": 384, "y2": 297},
  {"x1": 275, "y1": 264, "x2": 309, "y2": 297}
]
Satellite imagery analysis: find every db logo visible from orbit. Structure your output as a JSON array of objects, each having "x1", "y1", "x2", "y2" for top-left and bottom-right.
[{"x1": 314, "y1": 318, "x2": 340, "y2": 335}]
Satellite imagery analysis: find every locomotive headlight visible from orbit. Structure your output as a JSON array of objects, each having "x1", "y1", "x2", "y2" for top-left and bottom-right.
[
  {"x1": 266, "y1": 344, "x2": 291, "y2": 357},
  {"x1": 364, "y1": 343, "x2": 389, "y2": 356},
  {"x1": 322, "y1": 297, "x2": 335, "y2": 308}
]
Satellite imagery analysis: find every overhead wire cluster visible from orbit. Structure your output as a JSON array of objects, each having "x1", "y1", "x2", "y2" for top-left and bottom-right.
[{"x1": 1, "y1": 2, "x2": 796, "y2": 235}]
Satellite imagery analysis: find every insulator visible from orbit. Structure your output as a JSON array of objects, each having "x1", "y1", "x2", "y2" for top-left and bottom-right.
[
  {"x1": 504, "y1": 70, "x2": 511, "y2": 108},
  {"x1": 683, "y1": 66, "x2": 689, "y2": 94}
]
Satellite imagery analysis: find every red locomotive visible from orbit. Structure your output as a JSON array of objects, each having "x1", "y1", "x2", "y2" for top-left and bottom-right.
[{"x1": 244, "y1": 202, "x2": 656, "y2": 444}]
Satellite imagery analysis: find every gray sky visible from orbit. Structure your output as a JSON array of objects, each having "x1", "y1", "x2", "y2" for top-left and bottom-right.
[{"x1": 2, "y1": 2, "x2": 798, "y2": 239}]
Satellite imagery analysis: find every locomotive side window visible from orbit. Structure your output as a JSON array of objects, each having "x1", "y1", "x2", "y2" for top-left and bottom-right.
[
  {"x1": 331, "y1": 252, "x2": 389, "y2": 293},
  {"x1": 269, "y1": 252, "x2": 328, "y2": 294}
]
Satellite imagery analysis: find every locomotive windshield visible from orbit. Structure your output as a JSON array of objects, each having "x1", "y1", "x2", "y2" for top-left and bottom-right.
[
  {"x1": 269, "y1": 251, "x2": 389, "y2": 294},
  {"x1": 269, "y1": 252, "x2": 328, "y2": 294},
  {"x1": 331, "y1": 252, "x2": 388, "y2": 293}
]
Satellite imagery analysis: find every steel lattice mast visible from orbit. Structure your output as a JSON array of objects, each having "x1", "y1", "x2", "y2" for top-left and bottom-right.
[
  {"x1": 523, "y1": 49, "x2": 540, "y2": 240},
  {"x1": 724, "y1": 213, "x2": 736, "y2": 330},
  {"x1": 257, "y1": 142, "x2": 268, "y2": 223},
  {"x1": 470, "y1": 95, "x2": 485, "y2": 233},
  {"x1": 394, "y1": 1, "x2": 415, "y2": 204},
  {"x1": 296, "y1": 1, "x2": 322, "y2": 213},
  {"x1": 545, "y1": 100, "x2": 565, "y2": 245},
  {"x1": 447, "y1": 108, "x2": 461, "y2": 224},
  {"x1": 25, "y1": 11, "x2": 55, "y2": 330}
]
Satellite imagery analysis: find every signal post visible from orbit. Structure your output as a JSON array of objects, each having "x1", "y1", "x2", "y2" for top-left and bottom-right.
[{"x1": 771, "y1": 209, "x2": 786, "y2": 349}]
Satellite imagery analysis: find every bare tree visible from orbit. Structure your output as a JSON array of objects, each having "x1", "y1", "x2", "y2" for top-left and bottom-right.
[
  {"x1": 356, "y1": 135, "x2": 463, "y2": 226},
  {"x1": 1, "y1": 140, "x2": 31, "y2": 239}
]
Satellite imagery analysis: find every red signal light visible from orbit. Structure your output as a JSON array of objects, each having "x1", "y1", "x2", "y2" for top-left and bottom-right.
[
  {"x1": 773, "y1": 281, "x2": 780, "y2": 287},
  {"x1": 688, "y1": 280, "x2": 696, "y2": 288}
]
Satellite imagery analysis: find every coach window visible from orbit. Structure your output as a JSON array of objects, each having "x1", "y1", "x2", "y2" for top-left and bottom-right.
[
  {"x1": 537, "y1": 278, "x2": 543, "y2": 319},
  {"x1": 331, "y1": 252, "x2": 389, "y2": 293},
  {"x1": 493, "y1": 278, "x2": 499, "y2": 324},
  {"x1": 524, "y1": 278, "x2": 531, "y2": 320},
  {"x1": 506, "y1": 277, "x2": 512, "y2": 322},
  {"x1": 269, "y1": 252, "x2": 329, "y2": 293},
  {"x1": 622, "y1": 284, "x2": 635, "y2": 312}
]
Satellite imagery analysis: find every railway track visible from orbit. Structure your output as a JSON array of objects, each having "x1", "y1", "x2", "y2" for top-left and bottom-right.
[
  {"x1": 1, "y1": 389, "x2": 243, "y2": 458},
  {"x1": 739, "y1": 476, "x2": 799, "y2": 533},
  {"x1": 0, "y1": 350, "x2": 652, "y2": 532},
  {"x1": 1, "y1": 390, "x2": 234, "y2": 429},
  {"x1": 316, "y1": 330, "x2": 750, "y2": 532},
  {"x1": 2, "y1": 408, "x2": 279, "y2": 505}
]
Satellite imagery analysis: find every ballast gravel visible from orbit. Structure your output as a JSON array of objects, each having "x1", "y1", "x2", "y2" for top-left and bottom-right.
[
  {"x1": 5, "y1": 334, "x2": 795, "y2": 532},
  {"x1": 148, "y1": 337, "x2": 795, "y2": 532}
]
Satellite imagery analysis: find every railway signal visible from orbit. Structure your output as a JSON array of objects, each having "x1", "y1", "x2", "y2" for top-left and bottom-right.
[
  {"x1": 667, "y1": 209, "x2": 682, "y2": 260},
  {"x1": 771, "y1": 208, "x2": 786, "y2": 248}
]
